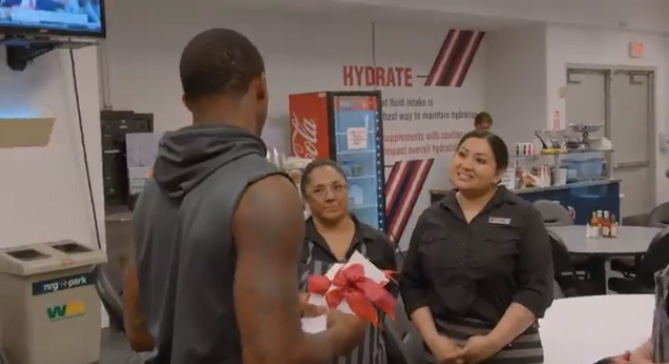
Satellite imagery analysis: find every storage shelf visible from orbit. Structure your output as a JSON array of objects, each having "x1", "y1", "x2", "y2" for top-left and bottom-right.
[{"x1": 511, "y1": 149, "x2": 613, "y2": 159}]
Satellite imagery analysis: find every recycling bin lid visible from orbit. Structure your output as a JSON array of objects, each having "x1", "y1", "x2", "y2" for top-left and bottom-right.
[{"x1": 0, "y1": 240, "x2": 107, "y2": 276}]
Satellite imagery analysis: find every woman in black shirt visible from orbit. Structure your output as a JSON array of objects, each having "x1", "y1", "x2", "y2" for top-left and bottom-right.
[
  {"x1": 400, "y1": 130, "x2": 553, "y2": 364},
  {"x1": 298, "y1": 159, "x2": 397, "y2": 364}
]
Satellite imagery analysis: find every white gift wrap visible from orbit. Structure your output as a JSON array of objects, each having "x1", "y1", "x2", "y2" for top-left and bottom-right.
[{"x1": 300, "y1": 251, "x2": 390, "y2": 333}]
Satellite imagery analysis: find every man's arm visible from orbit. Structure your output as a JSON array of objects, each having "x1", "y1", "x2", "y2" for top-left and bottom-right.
[
  {"x1": 232, "y1": 175, "x2": 360, "y2": 364},
  {"x1": 122, "y1": 260, "x2": 155, "y2": 352}
]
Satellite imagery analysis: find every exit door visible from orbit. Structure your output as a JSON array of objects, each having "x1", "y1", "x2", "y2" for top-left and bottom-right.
[
  {"x1": 566, "y1": 69, "x2": 655, "y2": 220},
  {"x1": 565, "y1": 70, "x2": 607, "y2": 139},
  {"x1": 610, "y1": 71, "x2": 654, "y2": 219}
]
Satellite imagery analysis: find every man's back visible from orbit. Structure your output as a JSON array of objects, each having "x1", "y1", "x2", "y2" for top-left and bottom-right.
[
  {"x1": 126, "y1": 27, "x2": 370, "y2": 364},
  {"x1": 132, "y1": 123, "x2": 280, "y2": 364}
]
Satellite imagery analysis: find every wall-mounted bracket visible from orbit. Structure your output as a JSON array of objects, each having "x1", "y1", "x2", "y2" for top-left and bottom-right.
[{"x1": 1, "y1": 35, "x2": 97, "y2": 71}]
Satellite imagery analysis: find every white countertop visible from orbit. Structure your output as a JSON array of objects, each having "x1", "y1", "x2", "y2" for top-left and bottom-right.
[{"x1": 539, "y1": 294, "x2": 654, "y2": 364}]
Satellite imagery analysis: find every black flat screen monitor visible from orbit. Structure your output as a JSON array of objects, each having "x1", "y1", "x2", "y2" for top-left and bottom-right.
[{"x1": 0, "y1": 0, "x2": 105, "y2": 38}]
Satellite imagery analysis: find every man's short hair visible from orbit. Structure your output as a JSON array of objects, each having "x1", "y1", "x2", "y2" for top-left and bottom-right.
[
  {"x1": 474, "y1": 111, "x2": 493, "y2": 125},
  {"x1": 179, "y1": 28, "x2": 265, "y2": 102}
]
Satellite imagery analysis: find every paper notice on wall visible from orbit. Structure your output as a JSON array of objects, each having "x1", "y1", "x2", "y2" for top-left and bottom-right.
[{"x1": 346, "y1": 127, "x2": 367, "y2": 149}]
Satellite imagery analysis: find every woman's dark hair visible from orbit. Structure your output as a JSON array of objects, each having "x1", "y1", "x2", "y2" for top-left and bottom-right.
[
  {"x1": 457, "y1": 130, "x2": 509, "y2": 171},
  {"x1": 299, "y1": 159, "x2": 348, "y2": 196}
]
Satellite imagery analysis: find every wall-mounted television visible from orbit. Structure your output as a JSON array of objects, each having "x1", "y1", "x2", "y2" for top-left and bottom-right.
[{"x1": 0, "y1": 0, "x2": 105, "y2": 38}]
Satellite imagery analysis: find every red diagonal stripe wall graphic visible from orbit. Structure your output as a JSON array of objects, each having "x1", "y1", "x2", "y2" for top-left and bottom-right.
[
  {"x1": 424, "y1": 29, "x2": 457, "y2": 87},
  {"x1": 424, "y1": 30, "x2": 485, "y2": 88},
  {"x1": 384, "y1": 159, "x2": 434, "y2": 244}
]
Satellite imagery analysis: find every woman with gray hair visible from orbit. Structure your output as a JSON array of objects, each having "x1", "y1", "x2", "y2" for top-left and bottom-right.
[{"x1": 298, "y1": 159, "x2": 398, "y2": 364}]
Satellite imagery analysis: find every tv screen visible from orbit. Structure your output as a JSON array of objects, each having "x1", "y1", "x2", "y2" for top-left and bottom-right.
[{"x1": 0, "y1": 0, "x2": 104, "y2": 37}]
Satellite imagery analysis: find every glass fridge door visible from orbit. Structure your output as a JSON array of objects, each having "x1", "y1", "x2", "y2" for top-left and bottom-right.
[{"x1": 332, "y1": 94, "x2": 385, "y2": 231}]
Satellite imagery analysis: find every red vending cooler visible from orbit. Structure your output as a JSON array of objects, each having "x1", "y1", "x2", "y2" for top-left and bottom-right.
[{"x1": 289, "y1": 91, "x2": 386, "y2": 232}]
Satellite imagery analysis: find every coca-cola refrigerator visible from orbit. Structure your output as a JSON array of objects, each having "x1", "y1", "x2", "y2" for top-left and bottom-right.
[{"x1": 289, "y1": 91, "x2": 386, "y2": 231}]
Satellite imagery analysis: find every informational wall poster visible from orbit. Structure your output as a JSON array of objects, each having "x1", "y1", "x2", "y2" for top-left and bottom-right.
[
  {"x1": 342, "y1": 27, "x2": 487, "y2": 247},
  {"x1": 346, "y1": 127, "x2": 368, "y2": 149}
]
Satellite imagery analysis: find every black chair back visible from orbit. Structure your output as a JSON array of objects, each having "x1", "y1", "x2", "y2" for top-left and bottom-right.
[
  {"x1": 637, "y1": 227, "x2": 669, "y2": 287},
  {"x1": 548, "y1": 231, "x2": 575, "y2": 276},
  {"x1": 383, "y1": 298, "x2": 423, "y2": 364},
  {"x1": 395, "y1": 250, "x2": 406, "y2": 272},
  {"x1": 95, "y1": 265, "x2": 126, "y2": 333},
  {"x1": 649, "y1": 203, "x2": 669, "y2": 227},
  {"x1": 548, "y1": 230, "x2": 586, "y2": 296},
  {"x1": 553, "y1": 278, "x2": 565, "y2": 299},
  {"x1": 534, "y1": 200, "x2": 573, "y2": 226}
]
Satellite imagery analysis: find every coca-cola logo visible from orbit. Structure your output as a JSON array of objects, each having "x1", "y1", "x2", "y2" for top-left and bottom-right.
[{"x1": 291, "y1": 113, "x2": 318, "y2": 159}]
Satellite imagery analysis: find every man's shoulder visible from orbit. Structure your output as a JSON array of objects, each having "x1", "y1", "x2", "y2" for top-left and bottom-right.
[
  {"x1": 132, "y1": 179, "x2": 161, "y2": 217},
  {"x1": 204, "y1": 153, "x2": 291, "y2": 191},
  {"x1": 233, "y1": 173, "x2": 301, "y2": 229},
  {"x1": 216, "y1": 153, "x2": 279, "y2": 177}
]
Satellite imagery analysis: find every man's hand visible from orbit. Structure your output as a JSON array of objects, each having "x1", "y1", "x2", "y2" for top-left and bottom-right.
[
  {"x1": 426, "y1": 334, "x2": 467, "y2": 364},
  {"x1": 626, "y1": 353, "x2": 655, "y2": 364},
  {"x1": 326, "y1": 310, "x2": 367, "y2": 356},
  {"x1": 299, "y1": 293, "x2": 327, "y2": 318},
  {"x1": 463, "y1": 335, "x2": 503, "y2": 364},
  {"x1": 607, "y1": 350, "x2": 655, "y2": 364},
  {"x1": 123, "y1": 261, "x2": 155, "y2": 352},
  {"x1": 605, "y1": 352, "x2": 631, "y2": 363}
]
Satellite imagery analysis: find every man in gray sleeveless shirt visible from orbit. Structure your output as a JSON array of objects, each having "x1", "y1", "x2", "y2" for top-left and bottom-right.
[{"x1": 126, "y1": 28, "x2": 367, "y2": 364}]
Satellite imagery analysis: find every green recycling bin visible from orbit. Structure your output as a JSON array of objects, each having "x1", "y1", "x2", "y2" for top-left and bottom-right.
[{"x1": 0, "y1": 240, "x2": 107, "y2": 364}]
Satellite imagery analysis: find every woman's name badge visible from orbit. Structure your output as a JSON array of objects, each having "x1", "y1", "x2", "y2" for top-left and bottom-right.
[{"x1": 489, "y1": 217, "x2": 511, "y2": 225}]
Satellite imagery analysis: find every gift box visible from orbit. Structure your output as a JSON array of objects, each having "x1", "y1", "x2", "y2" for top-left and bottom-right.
[{"x1": 301, "y1": 251, "x2": 398, "y2": 333}]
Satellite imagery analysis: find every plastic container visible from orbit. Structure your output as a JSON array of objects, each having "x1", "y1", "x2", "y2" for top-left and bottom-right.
[
  {"x1": 0, "y1": 240, "x2": 107, "y2": 364},
  {"x1": 563, "y1": 157, "x2": 604, "y2": 181}
]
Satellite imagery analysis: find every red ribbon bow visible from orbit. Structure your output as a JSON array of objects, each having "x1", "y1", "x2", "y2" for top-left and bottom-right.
[{"x1": 307, "y1": 263, "x2": 397, "y2": 326}]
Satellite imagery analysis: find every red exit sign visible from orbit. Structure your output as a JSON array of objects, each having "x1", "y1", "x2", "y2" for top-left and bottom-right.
[{"x1": 629, "y1": 42, "x2": 643, "y2": 59}]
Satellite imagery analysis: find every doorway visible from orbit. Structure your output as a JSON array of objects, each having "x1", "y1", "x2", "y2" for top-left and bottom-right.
[{"x1": 566, "y1": 68, "x2": 655, "y2": 223}]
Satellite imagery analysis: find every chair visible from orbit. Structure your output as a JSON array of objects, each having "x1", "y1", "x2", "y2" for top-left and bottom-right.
[
  {"x1": 553, "y1": 278, "x2": 565, "y2": 299},
  {"x1": 395, "y1": 250, "x2": 406, "y2": 272},
  {"x1": 549, "y1": 231, "x2": 579, "y2": 296},
  {"x1": 95, "y1": 264, "x2": 126, "y2": 333},
  {"x1": 612, "y1": 204, "x2": 669, "y2": 277},
  {"x1": 534, "y1": 200, "x2": 599, "y2": 275},
  {"x1": 383, "y1": 298, "x2": 423, "y2": 364},
  {"x1": 610, "y1": 256, "x2": 641, "y2": 277},
  {"x1": 648, "y1": 203, "x2": 669, "y2": 228},
  {"x1": 533, "y1": 200, "x2": 573, "y2": 226},
  {"x1": 608, "y1": 227, "x2": 669, "y2": 294},
  {"x1": 548, "y1": 231, "x2": 598, "y2": 296}
]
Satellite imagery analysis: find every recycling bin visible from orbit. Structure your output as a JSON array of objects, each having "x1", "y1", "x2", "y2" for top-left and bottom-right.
[{"x1": 0, "y1": 240, "x2": 107, "y2": 364}]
